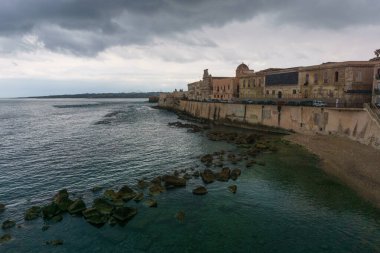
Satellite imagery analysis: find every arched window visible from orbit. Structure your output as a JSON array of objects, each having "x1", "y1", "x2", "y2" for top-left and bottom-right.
[{"x1": 335, "y1": 71, "x2": 339, "y2": 82}]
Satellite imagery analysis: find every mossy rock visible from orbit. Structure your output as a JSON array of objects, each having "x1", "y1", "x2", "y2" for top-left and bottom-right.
[
  {"x1": 68, "y1": 199, "x2": 86, "y2": 215},
  {"x1": 42, "y1": 202, "x2": 61, "y2": 219},
  {"x1": 2, "y1": 220, "x2": 16, "y2": 229},
  {"x1": 25, "y1": 206, "x2": 42, "y2": 220},
  {"x1": 93, "y1": 198, "x2": 113, "y2": 215},
  {"x1": 50, "y1": 214, "x2": 63, "y2": 223},
  {"x1": 133, "y1": 192, "x2": 144, "y2": 202},
  {"x1": 228, "y1": 185, "x2": 237, "y2": 194},
  {"x1": 0, "y1": 234, "x2": 11, "y2": 244},
  {"x1": 192, "y1": 186, "x2": 208, "y2": 195},
  {"x1": 112, "y1": 207, "x2": 137, "y2": 222},
  {"x1": 230, "y1": 169, "x2": 242, "y2": 181}
]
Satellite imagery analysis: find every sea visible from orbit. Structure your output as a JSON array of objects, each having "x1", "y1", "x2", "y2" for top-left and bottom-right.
[{"x1": 0, "y1": 98, "x2": 379, "y2": 253}]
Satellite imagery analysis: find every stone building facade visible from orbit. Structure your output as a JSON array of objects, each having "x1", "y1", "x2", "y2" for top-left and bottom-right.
[
  {"x1": 212, "y1": 77, "x2": 235, "y2": 100},
  {"x1": 299, "y1": 61, "x2": 374, "y2": 104},
  {"x1": 373, "y1": 62, "x2": 380, "y2": 104},
  {"x1": 263, "y1": 68, "x2": 301, "y2": 99},
  {"x1": 239, "y1": 71, "x2": 265, "y2": 99},
  {"x1": 185, "y1": 57, "x2": 379, "y2": 106}
]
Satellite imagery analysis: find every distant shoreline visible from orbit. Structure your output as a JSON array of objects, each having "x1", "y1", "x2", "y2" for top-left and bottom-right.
[{"x1": 24, "y1": 92, "x2": 160, "y2": 99}]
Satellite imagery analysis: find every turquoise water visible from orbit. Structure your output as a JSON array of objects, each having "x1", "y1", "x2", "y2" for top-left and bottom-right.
[{"x1": 0, "y1": 98, "x2": 379, "y2": 253}]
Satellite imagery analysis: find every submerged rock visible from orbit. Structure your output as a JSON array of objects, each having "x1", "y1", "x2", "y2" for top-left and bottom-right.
[
  {"x1": 162, "y1": 175, "x2": 186, "y2": 187},
  {"x1": 0, "y1": 203, "x2": 5, "y2": 213},
  {"x1": 68, "y1": 199, "x2": 86, "y2": 215},
  {"x1": 84, "y1": 209, "x2": 108, "y2": 227},
  {"x1": 112, "y1": 207, "x2": 137, "y2": 222},
  {"x1": 192, "y1": 186, "x2": 208, "y2": 195},
  {"x1": 2, "y1": 220, "x2": 15, "y2": 229},
  {"x1": 200, "y1": 154, "x2": 213, "y2": 164},
  {"x1": 230, "y1": 169, "x2": 242, "y2": 181},
  {"x1": 149, "y1": 184, "x2": 165, "y2": 196},
  {"x1": 91, "y1": 186, "x2": 103, "y2": 193},
  {"x1": 46, "y1": 240, "x2": 63, "y2": 246},
  {"x1": 137, "y1": 180, "x2": 149, "y2": 189},
  {"x1": 228, "y1": 185, "x2": 237, "y2": 194},
  {"x1": 0, "y1": 234, "x2": 11, "y2": 244},
  {"x1": 25, "y1": 206, "x2": 42, "y2": 220},
  {"x1": 50, "y1": 214, "x2": 63, "y2": 223},
  {"x1": 103, "y1": 189, "x2": 119, "y2": 201},
  {"x1": 117, "y1": 185, "x2": 137, "y2": 201},
  {"x1": 133, "y1": 192, "x2": 144, "y2": 202},
  {"x1": 93, "y1": 198, "x2": 114, "y2": 215},
  {"x1": 144, "y1": 199, "x2": 157, "y2": 208},
  {"x1": 150, "y1": 176, "x2": 162, "y2": 185},
  {"x1": 217, "y1": 167, "x2": 230, "y2": 182},
  {"x1": 42, "y1": 225, "x2": 50, "y2": 231},
  {"x1": 201, "y1": 169, "x2": 215, "y2": 184},
  {"x1": 175, "y1": 211, "x2": 185, "y2": 222}
]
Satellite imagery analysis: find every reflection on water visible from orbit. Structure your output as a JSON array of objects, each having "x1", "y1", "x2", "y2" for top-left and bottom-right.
[{"x1": 0, "y1": 98, "x2": 379, "y2": 253}]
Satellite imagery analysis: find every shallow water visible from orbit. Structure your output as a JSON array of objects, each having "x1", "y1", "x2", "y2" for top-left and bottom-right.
[{"x1": 0, "y1": 98, "x2": 379, "y2": 253}]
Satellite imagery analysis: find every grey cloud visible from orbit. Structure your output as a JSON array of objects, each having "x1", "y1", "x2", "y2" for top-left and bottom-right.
[{"x1": 0, "y1": 0, "x2": 378, "y2": 56}]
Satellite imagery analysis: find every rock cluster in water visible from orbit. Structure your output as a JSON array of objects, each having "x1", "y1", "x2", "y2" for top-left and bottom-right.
[{"x1": 0, "y1": 121, "x2": 282, "y2": 246}]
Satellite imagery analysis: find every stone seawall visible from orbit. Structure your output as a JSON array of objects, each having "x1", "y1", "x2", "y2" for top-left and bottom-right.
[{"x1": 159, "y1": 99, "x2": 380, "y2": 150}]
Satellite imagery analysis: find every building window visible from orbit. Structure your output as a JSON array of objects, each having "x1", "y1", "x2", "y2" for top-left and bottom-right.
[
  {"x1": 335, "y1": 71, "x2": 339, "y2": 82},
  {"x1": 228, "y1": 85, "x2": 230, "y2": 90},
  {"x1": 259, "y1": 79, "x2": 262, "y2": 87},
  {"x1": 323, "y1": 71, "x2": 328, "y2": 84},
  {"x1": 314, "y1": 73, "x2": 318, "y2": 84},
  {"x1": 266, "y1": 90, "x2": 269, "y2": 95},
  {"x1": 305, "y1": 73, "x2": 309, "y2": 84},
  {"x1": 356, "y1": 71, "x2": 362, "y2": 82},
  {"x1": 272, "y1": 90, "x2": 275, "y2": 95},
  {"x1": 293, "y1": 89, "x2": 296, "y2": 94}
]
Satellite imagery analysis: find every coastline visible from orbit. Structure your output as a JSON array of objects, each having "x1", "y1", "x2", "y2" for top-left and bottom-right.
[{"x1": 285, "y1": 133, "x2": 380, "y2": 209}]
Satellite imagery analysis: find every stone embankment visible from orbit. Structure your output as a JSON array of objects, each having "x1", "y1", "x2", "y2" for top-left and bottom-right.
[{"x1": 159, "y1": 99, "x2": 380, "y2": 150}]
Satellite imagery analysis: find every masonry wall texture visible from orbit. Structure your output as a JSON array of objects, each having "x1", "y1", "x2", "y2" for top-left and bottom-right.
[{"x1": 159, "y1": 99, "x2": 380, "y2": 150}]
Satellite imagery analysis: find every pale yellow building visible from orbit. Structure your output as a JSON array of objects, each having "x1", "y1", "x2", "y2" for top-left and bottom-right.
[{"x1": 299, "y1": 61, "x2": 374, "y2": 104}]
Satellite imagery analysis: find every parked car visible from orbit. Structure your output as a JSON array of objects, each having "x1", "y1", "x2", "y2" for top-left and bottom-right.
[
  {"x1": 285, "y1": 101, "x2": 301, "y2": 106},
  {"x1": 299, "y1": 100, "x2": 313, "y2": 106},
  {"x1": 312, "y1": 100, "x2": 327, "y2": 107}
]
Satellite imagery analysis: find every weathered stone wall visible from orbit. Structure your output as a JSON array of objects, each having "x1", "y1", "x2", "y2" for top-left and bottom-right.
[{"x1": 176, "y1": 100, "x2": 380, "y2": 150}]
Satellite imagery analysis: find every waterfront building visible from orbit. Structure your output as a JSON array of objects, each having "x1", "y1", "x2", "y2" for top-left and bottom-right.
[
  {"x1": 263, "y1": 67, "x2": 301, "y2": 99},
  {"x1": 239, "y1": 71, "x2": 265, "y2": 99},
  {"x1": 299, "y1": 61, "x2": 374, "y2": 105},
  {"x1": 187, "y1": 80, "x2": 202, "y2": 100},
  {"x1": 373, "y1": 62, "x2": 380, "y2": 104},
  {"x1": 212, "y1": 77, "x2": 235, "y2": 100}
]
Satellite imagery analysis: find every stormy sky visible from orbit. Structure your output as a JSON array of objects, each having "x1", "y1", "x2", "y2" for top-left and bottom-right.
[{"x1": 0, "y1": 0, "x2": 379, "y2": 97}]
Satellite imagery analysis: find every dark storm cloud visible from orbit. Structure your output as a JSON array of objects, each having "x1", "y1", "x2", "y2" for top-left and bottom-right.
[{"x1": 0, "y1": 0, "x2": 378, "y2": 55}]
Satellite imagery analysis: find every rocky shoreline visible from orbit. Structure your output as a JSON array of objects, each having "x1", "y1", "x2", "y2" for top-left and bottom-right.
[{"x1": 0, "y1": 114, "x2": 284, "y2": 246}]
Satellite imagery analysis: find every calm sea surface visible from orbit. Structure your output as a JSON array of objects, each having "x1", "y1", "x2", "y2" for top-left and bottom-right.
[{"x1": 0, "y1": 98, "x2": 379, "y2": 253}]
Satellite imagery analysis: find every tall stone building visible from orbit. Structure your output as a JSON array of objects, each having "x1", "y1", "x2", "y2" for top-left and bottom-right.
[
  {"x1": 373, "y1": 62, "x2": 380, "y2": 104},
  {"x1": 299, "y1": 61, "x2": 374, "y2": 104}
]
